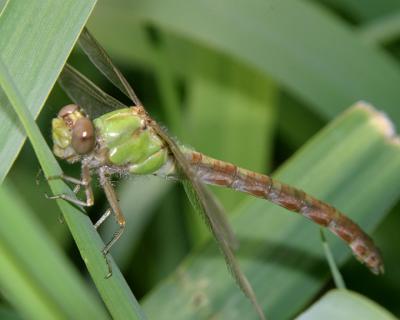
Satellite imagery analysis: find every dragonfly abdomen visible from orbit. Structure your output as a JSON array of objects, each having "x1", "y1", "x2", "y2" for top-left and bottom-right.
[{"x1": 186, "y1": 150, "x2": 384, "y2": 275}]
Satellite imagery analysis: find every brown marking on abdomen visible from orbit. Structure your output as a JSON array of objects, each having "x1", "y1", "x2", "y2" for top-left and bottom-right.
[
  {"x1": 190, "y1": 151, "x2": 203, "y2": 164},
  {"x1": 185, "y1": 150, "x2": 384, "y2": 275}
]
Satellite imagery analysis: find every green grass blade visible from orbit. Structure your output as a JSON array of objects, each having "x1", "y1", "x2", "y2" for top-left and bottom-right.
[
  {"x1": 0, "y1": 0, "x2": 9, "y2": 16},
  {"x1": 321, "y1": 0, "x2": 400, "y2": 22},
  {"x1": 320, "y1": 230, "x2": 346, "y2": 289},
  {"x1": 113, "y1": 0, "x2": 400, "y2": 124},
  {"x1": 0, "y1": 0, "x2": 96, "y2": 183},
  {"x1": 142, "y1": 103, "x2": 400, "y2": 319},
  {"x1": 358, "y1": 11, "x2": 400, "y2": 45},
  {"x1": 186, "y1": 55, "x2": 276, "y2": 209},
  {"x1": 0, "y1": 183, "x2": 108, "y2": 320},
  {"x1": 87, "y1": 12, "x2": 155, "y2": 69},
  {"x1": 0, "y1": 306, "x2": 22, "y2": 320},
  {"x1": 149, "y1": 33, "x2": 182, "y2": 136},
  {"x1": 0, "y1": 57, "x2": 146, "y2": 320},
  {"x1": 297, "y1": 289, "x2": 397, "y2": 320},
  {"x1": 183, "y1": 52, "x2": 277, "y2": 243}
]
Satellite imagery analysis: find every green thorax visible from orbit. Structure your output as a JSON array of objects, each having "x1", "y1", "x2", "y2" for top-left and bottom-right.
[{"x1": 93, "y1": 107, "x2": 169, "y2": 175}]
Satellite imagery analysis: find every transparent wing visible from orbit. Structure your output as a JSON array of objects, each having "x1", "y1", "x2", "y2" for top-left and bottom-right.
[
  {"x1": 58, "y1": 64, "x2": 126, "y2": 119},
  {"x1": 199, "y1": 182, "x2": 238, "y2": 249},
  {"x1": 77, "y1": 28, "x2": 239, "y2": 249},
  {"x1": 78, "y1": 27, "x2": 142, "y2": 106},
  {"x1": 152, "y1": 125, "x2": 264, "y2": 320},
  {"x1": 76, "y1": 28, "x2": 263, "y2": 318}
]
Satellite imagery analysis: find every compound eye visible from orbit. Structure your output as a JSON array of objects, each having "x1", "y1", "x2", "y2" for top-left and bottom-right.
[
  {"x1": 58, "y1": 104, "x2": 79, "y2": 118},
  {"x1": 71, "y1": 117, "x2": 95, "y2": 154}
]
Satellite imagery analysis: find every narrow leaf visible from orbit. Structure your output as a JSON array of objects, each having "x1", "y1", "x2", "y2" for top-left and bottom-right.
[
  {"x1": 0, "y1": 184, "x2": 108, "y2": 320},
  {"x1": 0, "y1": 0, "x2": 96, "y2": 182},
  {"x1": 94, "y1": 0, "x2": 400, "y2": 125},
  {"x1": 0, "y1": 57, "x2": 146, "y2": 320},
  {"x1": 143, "y1": 103, "x2": 400, "y2": 319},
  {"x1": 297, "y1": 289, "x2": 397, "y2": 320}
]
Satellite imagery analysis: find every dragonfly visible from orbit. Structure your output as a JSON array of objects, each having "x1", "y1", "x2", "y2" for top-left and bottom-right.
[{"x1": 49, "y1": 28, "x2": 383, "y2": 320}]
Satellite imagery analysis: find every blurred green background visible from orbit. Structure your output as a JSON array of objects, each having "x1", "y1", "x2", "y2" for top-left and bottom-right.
[{"x1": 1, "y1": 0, "x2": 400, "y2": 319}]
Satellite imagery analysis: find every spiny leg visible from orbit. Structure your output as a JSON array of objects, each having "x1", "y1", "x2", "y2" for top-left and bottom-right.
[
  {"x1": 48, "y1": 172, "x2": 88, "y2": 185},
  {"x1": 49, "y1": 174, "x2": 83, "y2": 194},
  {"x1": 94, "y1": 208, "x2": 112, "y2": 229},
  {"x1": 99, "y1": 168, "x2": 126, "y2": 278},
  {"x1": 46, "y1": 164, "x2": 94, "y2": 207},
  {"x1": 45, "y1": 171, "x2": 82, "y2": 193},
  {"x1": 36, "y1": 168, "x2": 44, "y2": 186}
]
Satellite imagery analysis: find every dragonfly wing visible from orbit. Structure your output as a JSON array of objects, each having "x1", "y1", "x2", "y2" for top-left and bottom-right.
[
  {"x1": 77, "y1": 30, "x2": 241, "y2": 247},
  {"x1": 201, "y1": 186, "x2": 239, "y2": 250},
  {"x1": 78, "y1": 28, "x2": 142, "y2": 106},
  {"x1": 76, "y1": 30, "x2": 239, "y2": 247},
  {"x1": 151, "y1": 124, "x2": 264, "y2": 319},
  {"x1": 58, "y1": 64, "x2": 126, "y2": 119},
  {"x1": 74, "y1": 29, "x2": 264, "y2": 318}
]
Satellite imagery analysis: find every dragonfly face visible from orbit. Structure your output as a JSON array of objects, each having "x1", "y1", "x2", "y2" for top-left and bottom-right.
[{"x1": 52, "y1": 104, "x2": 95, "y2": 163}]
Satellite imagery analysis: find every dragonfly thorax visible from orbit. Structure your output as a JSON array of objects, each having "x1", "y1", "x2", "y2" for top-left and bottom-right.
[
  {"x1": 52, "y1": 104, "x2": 96, "y2": 163},
  {"x1": 92, "y1": 107, "x2": 171, "y2": 175}
]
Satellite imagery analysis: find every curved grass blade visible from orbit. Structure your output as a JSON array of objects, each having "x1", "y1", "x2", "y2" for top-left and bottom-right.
[
  {"x1": 358, "y1": 11, "x2": 400, "y2": 45},
  {"x1": 142, "y1": 104, "x2": 400, "y2": 319},
  {"x1": 320, "y1": 230, "x2": 346, "y2": 289},
  {"x1": 105, "y1": 0, "x2": 400, "y2": 124},
  {"x1": 297, "y1": 289, "x2": 397, "y2": 320},
  {"x1": 0, "y1": 56, "x2": 146, "y2": 320},
  {"x1": 0, "y1": 0, "x2": 96, "y2": 183},
  {"x1": 0, "y1": 183, "x2": 109, "y2": 320},
  {"x1": 325, "y1": 0, "x2": 400, "y2": 22},
  {"x1": 148, "y1": 31, "x2": 183, "y2": 135},
  {"x1": 0, "y1": 307, "x2": 21, "y2": 320},
  {"x1": 0, "y1": 0, "x2": 9, "y2": 16}
]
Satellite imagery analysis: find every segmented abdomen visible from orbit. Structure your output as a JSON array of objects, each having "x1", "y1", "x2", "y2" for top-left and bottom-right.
[{"x1": 186, "y1": 151, "x2": 384, "y2": 275}]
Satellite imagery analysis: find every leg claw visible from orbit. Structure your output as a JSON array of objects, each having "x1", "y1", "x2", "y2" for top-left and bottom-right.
[{"x1": 102, "y1": 250, "x2": 113, "y2": 279}]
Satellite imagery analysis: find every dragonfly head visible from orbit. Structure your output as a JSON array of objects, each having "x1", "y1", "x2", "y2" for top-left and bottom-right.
[{"x1": 52, "y1": 104, "x2": 95, "y2": 163}]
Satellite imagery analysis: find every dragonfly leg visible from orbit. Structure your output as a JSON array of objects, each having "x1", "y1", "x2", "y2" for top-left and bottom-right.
[
  {"x1": 35, "y1": 168, "x2": 44, "y2": 186},
  {"x1": 47, "y1": 172, "x2": 88, "y2": 185},
  {"x1": 94, "y1": 208, "x2": 112, "y2": 229},
  {"x1": 45, "y1": 193, "x2": 93, "y2": 207},
  {"x1": 99, "y1": 168, "x2": 126, "y2": 278},
  {"x1": 46, "y1": 165, "x2": 94, "y2": 207}
]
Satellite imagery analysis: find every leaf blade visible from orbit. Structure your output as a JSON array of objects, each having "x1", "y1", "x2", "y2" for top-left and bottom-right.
[
  {"x1": 142, "y1": 103, "x2": 400, "y2": 319},
  {"x1": 0, "y1": 0, "x2": 96, "y2": 182},
  {"x1": 0, "y1": 183, "x2": 109, "y2": 320},
  {"x1": 0, "y1": 54, "x2": 146, "y2": 320},
  {"x1": 93, "y1": 0, "x2": 400, "y2": 124},
  {"x1": 297, "y1": 289, "x2": 397, "y2": 320}
]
